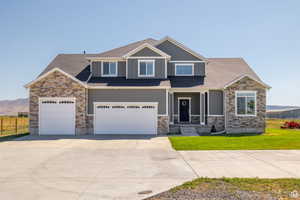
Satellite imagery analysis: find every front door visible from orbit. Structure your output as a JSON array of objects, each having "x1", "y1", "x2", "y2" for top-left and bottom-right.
[{"x1": 179, "y1": 99, "x2": 190, "y2": 123}]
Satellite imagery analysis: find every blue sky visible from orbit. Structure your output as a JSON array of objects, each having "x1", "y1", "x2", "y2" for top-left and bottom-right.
[{"x1": 0, "y1": 0, "x2": 299, "y2": 106}]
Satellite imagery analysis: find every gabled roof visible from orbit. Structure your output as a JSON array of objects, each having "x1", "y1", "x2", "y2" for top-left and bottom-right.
[
  {"x1": 87, "y1": 38, "x2": 157, "y2": 58},
  {"x1": 25, "y1": 38, "x2": 269, "y2": 90},
  {"x1": 155, "y1": 36, "x2": 207, "y2": 61},
  {"x1": 204, "y1": 58, "x2": 269, "y2": 89},
  {"x1": 123, "y1": 43, "x2": 171, "y2": 58}
]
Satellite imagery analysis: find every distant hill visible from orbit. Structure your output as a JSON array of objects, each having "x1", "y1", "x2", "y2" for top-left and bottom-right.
[
  {"x1": 0, "y1": 98, "x2": 28, "y2": 116},
  {"x1": 267, "y1": 105, "x2": 300, "y2": 111}
]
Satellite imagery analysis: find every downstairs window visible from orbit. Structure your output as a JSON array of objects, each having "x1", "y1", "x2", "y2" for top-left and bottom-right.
[{"x1": 236, "y1": 91, "x2": 256, "y2": 116}]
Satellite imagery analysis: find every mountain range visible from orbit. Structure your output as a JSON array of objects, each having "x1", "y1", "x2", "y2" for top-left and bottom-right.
[{"x1": 0, "y1": 98, "x2": 29, "y2": 116}]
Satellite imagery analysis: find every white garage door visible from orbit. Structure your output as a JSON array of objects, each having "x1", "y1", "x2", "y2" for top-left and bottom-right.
[
  {"x1": 39, "y1": 98, "x2": 76, "y2": 135},
  {"x1": 94, "y1": 102, "x2": 158, "y2": 135}
]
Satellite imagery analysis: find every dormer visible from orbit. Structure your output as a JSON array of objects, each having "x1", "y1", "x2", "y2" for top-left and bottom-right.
[{"x1": 124, "y1": 43, "x2": 171, "y2": 79}]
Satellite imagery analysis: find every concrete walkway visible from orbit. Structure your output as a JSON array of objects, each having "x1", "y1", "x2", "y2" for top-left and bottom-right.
[
  {"x1": 180, "y1": 150, "x2": 300, "y2": 178},
  {"x1": 0, "y1": 136, "x2": 300, "y2": 200}
]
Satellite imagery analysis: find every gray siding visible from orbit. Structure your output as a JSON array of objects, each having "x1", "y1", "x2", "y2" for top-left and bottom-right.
[
  {"x1": 131, "y1": 47, "x2": 162, "y2": 57},
  {"x1": 209, "y1": 90, "x2": 224, "y2": 115},
  {"x1": 156, "y1": 40, "x2": 202, "y2": 61},
  {"x1": 91, "y1": 61, "x2": 126, "y2": 77},
  {"x1": 174, "y1": 93, "x2": 200, "y2": 115},
  {"x1": 88, "y1": 89, "x2": 167, "y2": 114},
  {"x1": 167, "y1": 62, "x2": 205, "y2": 76},
  {"x1": 127, "y1": 58, "x2": 166, "y2": 79},
  {"x1": 118, "y1": 61, "x2": 126, "y2": 76},
  {"x1": 91, "y1": 61, "x2": 101, "y2": 77}
]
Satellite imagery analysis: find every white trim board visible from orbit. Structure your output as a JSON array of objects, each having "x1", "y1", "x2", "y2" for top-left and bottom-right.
[
  {"x1": 224, "y1": 75, "x2": 271, "y2": 89},
  {"x1": 25, "y1": 68, "x2": 87, "y2": 88}
]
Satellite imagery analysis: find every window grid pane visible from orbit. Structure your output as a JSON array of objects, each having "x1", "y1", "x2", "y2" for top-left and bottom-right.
[
  {"x1": 236, "y1": 92, "x2": 256, "y2": 115},
  {"x1": 103, "y1": 62, "x2": 117, "y2": 75},
  {"x1": 176, "y1": 65, "x2": 193, "y2": 75},
  {"x1": 237, "y1": 97, "x2": 246, "y2": 115},
  {"x1": 139, "y1": 61, "x2": 154, "y2": 76}
]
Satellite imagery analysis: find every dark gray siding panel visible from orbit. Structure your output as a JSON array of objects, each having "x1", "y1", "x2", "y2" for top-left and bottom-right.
[
  {"x1": 118, "y1": 61, "x2": 126, "y2": 77},
  {"x1": 194, "y1": 63, "x2": 205, "y2": 76},
  {"x1": 174, "y1": 93, "x2": 200, "y2": 115},
  {"x1": 209, "y1": 90, "x2": 224, "y2": 115},
  {"x1": 156, "y1": 40, "x2": 202, "y2": 61},
  {"x1": 127, "y1": 58, "x2": 166, "y2": 79},
  {"x1": 167, "y1": 62, "x2": 205, "y2": 76},
  {"x1": 167, "y1": 63, "x2": 174, "y2": 76},
  {"x1": 92, "y1": 61, "x2": 101, "y2": 77},
  {"x1": 88, "y1": 89, "x2": 167, "y2": 114},
  {"x1": 131, "y1": 47, "x2": 162, "y2": 57}
]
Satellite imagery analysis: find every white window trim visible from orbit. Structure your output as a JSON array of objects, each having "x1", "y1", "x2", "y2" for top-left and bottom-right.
[
  {"x1": 101, "y1": 61, "x2": 118, "y2": 77},
  {"x1": 235, "y1": 90, "x2": 257, "y2": 117},
  {"x1": 178, "y1": 97, "x2": 192, "y2": 123},
  {"x1": 175, "y1": 63, "x2": 194, "y2": 76},
  {"x1": 138, "y1": 60, "x2": 155, "y2": 77}
]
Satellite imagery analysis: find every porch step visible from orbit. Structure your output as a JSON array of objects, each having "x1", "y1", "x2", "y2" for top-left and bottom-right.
[{"x1": 180, "y1": 127, "x2": 199, "y2": 136}]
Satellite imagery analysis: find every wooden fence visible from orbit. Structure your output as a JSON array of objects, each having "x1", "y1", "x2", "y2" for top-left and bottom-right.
[{"x1": 0, "y1": 117, "x2": 29, "y2": 136}]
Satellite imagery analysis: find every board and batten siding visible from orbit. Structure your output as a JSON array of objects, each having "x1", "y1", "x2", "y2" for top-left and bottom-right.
[
  {"x1": 88, "y1": 89, "x2": 167, "y2": 114},
  {"x1": 127, "y1": 58, "x2": 166, "y2": 79},
  {"x1": 209, "y1": 90, "x2": 224, "y2": 115},
  {"x1": 156, "y1": 40, "x2": 203, "y2": 61},
  {"x1": 131, "y1": 47, "x2": 162, "y2": 57},
  {"x1": 91, "y1": 61, "x2": 126, "y2": 77},
  {"x1": 167, "y1": 62, "x2": 205, "y2": 76}
]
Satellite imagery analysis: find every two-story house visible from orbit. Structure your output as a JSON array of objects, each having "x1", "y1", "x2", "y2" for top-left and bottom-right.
[{"x1": 25, "y1": 36, "x2": 270, "y2": 135}]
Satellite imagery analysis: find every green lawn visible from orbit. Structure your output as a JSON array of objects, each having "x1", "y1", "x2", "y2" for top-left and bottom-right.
[{"x1": 169, "y1": 119, "x2": 300, "y2": 150}]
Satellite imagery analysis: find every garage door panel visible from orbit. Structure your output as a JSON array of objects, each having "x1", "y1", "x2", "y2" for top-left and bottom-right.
[
  {"x1": 94, "y1": 103, "x2": 157, "y2": 135},
  {"x1": 39, "y1": 98, "x2": 75, "y2": 135}
]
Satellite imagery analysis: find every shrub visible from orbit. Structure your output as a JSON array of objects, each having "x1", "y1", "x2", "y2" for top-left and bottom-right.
[{"x1": 281, "y1": 121, "x2": 300, "y2": 129}]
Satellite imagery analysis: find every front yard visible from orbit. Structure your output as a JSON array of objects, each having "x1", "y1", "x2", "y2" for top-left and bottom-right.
[
  {"x1": 169, "y1": 119, "x2": 300, "y2": 150},
  {"x1": 146, "y1": 178, "x2": 300, "y2": 200}
]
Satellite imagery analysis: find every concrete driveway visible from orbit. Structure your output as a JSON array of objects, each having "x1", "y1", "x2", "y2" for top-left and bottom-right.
[
  {"x1": 1, "y1": 136, "x2": 300, "y2": 200},
  {"x1": 0, "y1": 135, "x2": 196, "y2": 200}
]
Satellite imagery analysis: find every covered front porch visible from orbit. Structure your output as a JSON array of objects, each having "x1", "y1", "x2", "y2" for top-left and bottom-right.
[{"x1": 168, "y1": 90, "x2": 225, "y2": 132}]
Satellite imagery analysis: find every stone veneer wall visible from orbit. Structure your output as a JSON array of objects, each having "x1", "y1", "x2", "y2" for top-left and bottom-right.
[
  {"x1": 225, "y1": 77, "x2": 266, "y2": 133},
  {"x1": 158, "y1": 116, "x2": 169, "y2": 134},
  {"x1": 207, "y1": 116, "x2": 225, "y2": 132},
  {"x1": 29, "y1": 71, "x2": 87, "y2": 135}
]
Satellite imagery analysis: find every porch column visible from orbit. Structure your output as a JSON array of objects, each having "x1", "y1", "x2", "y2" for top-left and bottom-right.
[
  {"x1": 170, "y1": 92, "x2": 174, "y2": 124},
  {"x1": 199, "y1": 92, "x2": 201, "y2": 124}
]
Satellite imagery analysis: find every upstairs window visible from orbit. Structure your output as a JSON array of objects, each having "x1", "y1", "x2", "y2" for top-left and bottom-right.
[
  {"x1": 102, "y1": 61, "x2": 117, "y2": 76},
  {"x1": 175, "y1": 64, "x2": 194, "y2": 76},
  {"x1": 138, "y1": 60, "x2": 155, "y2": 77},
  {"x1": 236, "y1": 91, "x2": 256, "y2": 116}
]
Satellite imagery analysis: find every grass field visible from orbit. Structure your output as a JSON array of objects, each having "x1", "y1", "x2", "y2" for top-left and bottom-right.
[
  {"x1": 147, "y1": 177, "x2": 300, "y2": 200},
  {"x1": 169, "y1": 119, "x2": 300, "y2": 150},
  {"x1": 0, "y1": 116, "x2": 29, "y2": 137}
]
